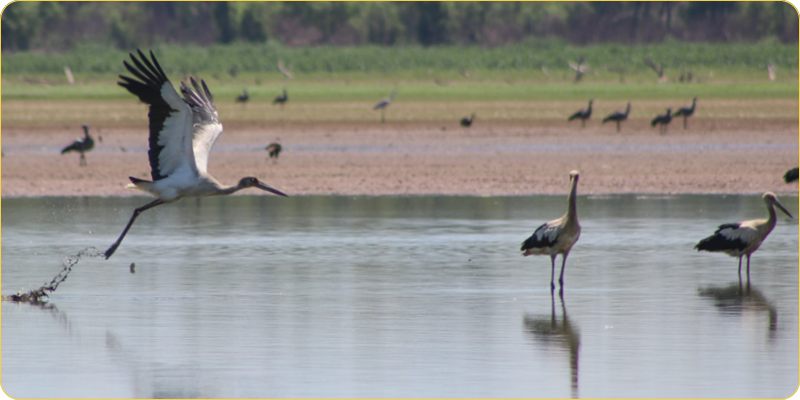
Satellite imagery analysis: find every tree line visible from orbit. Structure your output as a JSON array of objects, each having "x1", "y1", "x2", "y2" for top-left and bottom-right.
[{"x1": 2, "y1": 1, "x2": 798, "y2": 53}]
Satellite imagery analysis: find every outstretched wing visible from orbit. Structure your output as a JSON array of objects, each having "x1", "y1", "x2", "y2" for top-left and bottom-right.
[
  {"x1": 118, "y1": 50, "x2": 195, "y2": 181},
  {"x1": 180, "y1": 78, "x2": 222, "y2": 175}
]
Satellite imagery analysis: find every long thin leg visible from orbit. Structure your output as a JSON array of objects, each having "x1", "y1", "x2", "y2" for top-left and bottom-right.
[
  {"x1": 559, "y1": 252, "x2": 569, "y2": 290},
  {"x1": 80, "y1": 152, "x2": 86, "y2": 166},
  {"x1": 550, "y1": 255, "x2": 557, "y2": 292},
  {"x1": 104, "y1": 199, "x2": 164, "y2": 259},
  {"x1": 746, "y1": 254, "x2": 751, "y2": 280},
  {"x1": 737, "y1": 255, "x2": 742, "y2": 276}
]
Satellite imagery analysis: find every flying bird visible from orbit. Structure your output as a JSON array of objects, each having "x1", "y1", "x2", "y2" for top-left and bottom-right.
[
  {"x1": 521, "y1": 171, "x2": 581, "y2": 293},
  {"x1": 651, "y1": 108, "x2": 672, "y2": 134},
  {"x1": 273, "y1": 88, "x2": 288, "y2": 108},
  {"x1": 672, "y1": 97, "x2": 697, "y2": 129},
  {"x1": 278, "y1": 59, "x2": 294, "y2": 79},
  {"x1": 61, "y1": 124, "x2": 95, "y2": 166},
  {"x1": 266, "y1": 140, "x2": 282, "y2": 162},
  {"x1": 235, "y1": 89, "x2": 249, "y2": 103},
  {"x1": 568, "y1": 100, "x2": 593, "y2": 128},
  {"x1": 695, "y1": 192, "x2": 793, "y2": 278},
  {"x1": 373, "y1": 90, "x2": 396, "y2": 123},
  {"x1": 105, "y1": 50, "x2": 288, "y2": 259},
  {"x1": 460, "y1": 113, "x2": 475, "y2": 128},
  {"x1": 602, "y1": 102, "x2": 631, "y2": 132}
]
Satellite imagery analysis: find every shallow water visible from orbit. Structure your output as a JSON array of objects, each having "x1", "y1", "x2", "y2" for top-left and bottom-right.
[{"x1": 2, "y1": 194, "x2": 798, "y2": 398}]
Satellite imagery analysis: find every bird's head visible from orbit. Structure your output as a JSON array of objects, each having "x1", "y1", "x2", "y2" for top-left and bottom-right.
[
  {"x1": 569, "y1": 170, "x2": 580, "y2": 182},
  {"x1": 763, "y1": 192, "x2": 793, "y2": 218},
  {"x1": 239, "y1": 177, "x2": 289, "y2": 197},
  {"x1": 82, "y1": 124, "x2": 89, "y2": 133}
]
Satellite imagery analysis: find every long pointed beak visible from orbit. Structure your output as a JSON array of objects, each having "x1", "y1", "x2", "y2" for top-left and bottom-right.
[
  {"x1": 256, "y1": 182, "x2": 289, "y2": 197},
  {"x1": 774, "y1": 200, "x2": 793, "y2": 219}
]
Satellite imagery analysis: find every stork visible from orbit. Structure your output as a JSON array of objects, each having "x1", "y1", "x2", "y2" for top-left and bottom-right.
[
  {"x1": 602, "y1": 102, "x2": 631, "y2": 132},
  {"x1": 460, "y1": 113, "x2": 475, "y2": 128},
  {"x1": 61, "y1": 124, "x2": 95, "y2": 166},
  {"x1": 373, "y1": 90, "x2": 396, "y2": 123},
  {"x1": 673, "y1": 97, "x2": 697, "y2": 129},
  {"x1": 235, "y1": 88, "x2": 249, "y2": 104},
  {"x1": 105, "y1": 50, "x2": 289, "y2": 259},
  {"x1": 695, "y1": 192, "x2": 793, "y2": 278},
  {"x1": 651, "y1": 108, "x2": 672, "y2": 134},
  {"x1": 273, "y1": 88, "x2": 288, "y2": 108},
  {"x1": 568, "y1": 100, "x2": 593, "y2": 128},
  {"x1": 521, "y1": 171, "x2": 581, "y2": 293},
  {"x1": 783, "y1": 167, "x2": 798, "y2": 183},
  {"x1": 266, "y1": 140, "x2": 282, "y2": 162}
]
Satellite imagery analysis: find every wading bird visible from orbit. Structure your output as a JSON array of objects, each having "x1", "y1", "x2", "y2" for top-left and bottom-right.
[
  {"x1": 373, "y1": 90, "x2": 396, "y2": 123},
  {"x1": 673, "y1": 97, "x2": 697, "y2": 129},
  {"x1": 651, "y1": 108, "x2": 672, "y2": 134},
  {"x1": 235, "y1": 89, "x2": 249, "y2": 104},
  {"x1": 602, "y1": 102, "x2": 631, "y2": 132},
  {"x1": 266, "y1": 140, "x2": 282, "y2": 162},
  {"x1": 460, "y1": 113, "x2": 475, "y2": 128},
  {"x1": 105, "y1": 50, "x2": 289, "y2": 259},
  {"x1": 695, "y1": 192, "x2": 793, "y2": 278},
  {"x1": 61, "y1": 124, "x2": 95, "y2": 166},
  {"x1": 568, "y1": 100, "x2": 593, "y2": 128},
  {"x1": 521, "y1": 171, "x2": 581, "y2": 293},
  {"x1": 273, "y1": 88, "x2": 288, "y2": 108},
  {"x1": 783, "y1": 167, "x2": 798, "y2": 183}
]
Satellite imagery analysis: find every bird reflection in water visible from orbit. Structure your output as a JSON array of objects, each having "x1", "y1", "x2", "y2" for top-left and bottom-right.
[
  {"x1": 523, "y1": 292, "x2": 580, "y2": 399},
  {"x1": 699, "y1": 280, "x2": 778, "y2": 335}
]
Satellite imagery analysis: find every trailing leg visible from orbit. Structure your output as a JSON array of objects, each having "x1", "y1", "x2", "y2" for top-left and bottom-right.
[{"x1": 104, "y1": 199, "x2": 164, "y2": 259}]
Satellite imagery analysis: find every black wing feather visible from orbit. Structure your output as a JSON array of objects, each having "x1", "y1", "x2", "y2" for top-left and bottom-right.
[
  {"x1": 695, "y1": 223, "x2": 747, "y2": 252},
  {"x1": 521, "y1": 222, "x2": 557, "y2": 252}
]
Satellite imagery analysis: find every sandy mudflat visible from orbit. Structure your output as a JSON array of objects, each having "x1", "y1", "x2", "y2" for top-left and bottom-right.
[{"x1": 1, "y1": 118, "x2": 797, "y2": 198}]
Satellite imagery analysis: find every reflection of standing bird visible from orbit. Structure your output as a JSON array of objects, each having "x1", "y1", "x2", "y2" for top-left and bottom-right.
[
  {"x1": 61, "y1": 124, "x2": 95, "y2": 166},
  {"x1": 783, "y1": 167, "x2": 799, "y2": 183},
  {"x1": 235, "y1": 89, "x2": 249, "y2": 103},
  {"x1": 106, "y1": 50, "x2": 289, "y2": 259},
  {"x1": 373, "y1": 90, "x2": 396, "y2": 123},
  {"x1": 568, "y1": 100, "x2": 593, "y2": 128},
  {"x1": 266, "y1": 141, "x2": 282, "y2": 162},
  {"x1": 695, "y1": 192, "x2": 793, "y2": 278},
  {"x1": 673, "y1": 97, "x2": 697, "y2": 129},
  {"x1": 273, "y1": 88, "x2": 288, "y2": 108},
  {"x1": 521, "y1": 171, "x2": 581, "y2": 293},
  {"x1": 651, "y1": 108, "x2": 672, "y2": 134},
  {"x1": 460, "y1": 113, "x2": 475, "y2": 128},
  {"x1": 601, "y1": 102, "x2": 630, "y2": 132}
]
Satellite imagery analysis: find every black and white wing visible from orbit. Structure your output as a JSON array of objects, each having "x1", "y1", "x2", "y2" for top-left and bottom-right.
[
  {"x1": 180, "y1": 78, "x2": 222, "y2": 175},
  {"x1": 118, "y1": 50, "x2": 195, "y2": 181},
  {"x1": 521, "y1": 221, "x2": 560, "y2": 252},
  {"x1": 695, "y1": 222, "x2": 753, "y2": 252}
]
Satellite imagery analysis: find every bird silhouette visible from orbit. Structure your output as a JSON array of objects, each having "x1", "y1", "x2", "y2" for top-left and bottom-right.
[
  {"x1": 651, "y1": 108, "x2": 672, "y2": 134},
  {"x1": 673, "y1": 97, "x2": 697, "y2": 129},
  {"x1": 61, "y1": 124, "x2": 95, "y2": 166},
  {"x1": 568, "y1": 100, "x2": 593, "y2": 128},
  {"x1": 601, "y1": 103, "x2": 630, "y2": 132}
]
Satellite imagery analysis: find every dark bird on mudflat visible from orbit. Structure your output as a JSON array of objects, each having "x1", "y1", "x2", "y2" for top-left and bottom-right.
[{"x1": 61, "y1": 124, "x2": 95, "y2": 166}]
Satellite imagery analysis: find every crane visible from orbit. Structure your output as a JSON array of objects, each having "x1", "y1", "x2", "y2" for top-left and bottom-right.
[
  {"x1": 673, "y1": 97, "x2": 697, "y2": 129},
  {"x1": 235, "y1": 89, "x2": 249, "y2": 104},
  {"x1": 695, "y1": 192, "x2": 793, "y2": 278},
  {"x1": 602, "y1": 102, "x2": 631, "y2": 132},
  {"x1": 61, "y1": 124, "x2": 95, "y2": 166},
  {"x1": 568, "y1": 100, "x2": 593, "y2": 128},
  {"x1": 783, "y1": 167, "x2": 798, "y2": 183},
  {"x1": 651, "y1": 108, "x2": 672, "y2": 134},
  {"x1": 373, "y1": 90, "x2": 396, "y2": 123},
  {"x1": 460, "y1": 113, "x2": 475, "y2": 128},
  {"x1": 273, "y1": 88, "x2": 288, "y2": 108},
  {"x1": 266, "y1": 140, "x2": 282, "y2": 162},
  {"x1": 521, "y1": 171, "x2": 581, "y2": 293},
  {"x1": 105, "y1": 50, "x2": 289, "y2": 259}
]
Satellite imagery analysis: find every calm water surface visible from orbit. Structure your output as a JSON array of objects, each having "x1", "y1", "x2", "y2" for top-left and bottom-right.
[{"x1": 2, "y1": 195, "x2": 798, "y2": 398}]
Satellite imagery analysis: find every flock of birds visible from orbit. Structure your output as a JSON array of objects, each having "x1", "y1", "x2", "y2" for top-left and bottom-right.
[
  {"x1": 59, "y1": 50, "x2": 795, "y2": 293},
  {"x1": 568, "y1": 96, "x2": 697, "y2": 134}
]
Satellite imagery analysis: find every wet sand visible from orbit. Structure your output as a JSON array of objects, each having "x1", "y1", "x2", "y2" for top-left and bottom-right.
[{"x1": 1, "y1": 118, "x2": 797, "y2": 197}]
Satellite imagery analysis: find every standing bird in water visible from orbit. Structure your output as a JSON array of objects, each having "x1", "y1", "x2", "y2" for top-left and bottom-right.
[
  {"x1": 373, "y1": 90, "x2": 396, "y2": 123},
  {"x1": 695, "y1": 192, "x2": 793, "y2": 278},
  {"x1": 105, "y1": 50, "x2": 289, "y2": 259},
  {"x1": 673, "y1": 97, "x2": 697, "y2": 129},
  {"x1": 235, "y1": 89, "x2": 249, "y2": 104},
  {"x1": 273, "y1": 88, "x2": 288, "y2": 108},
  {"x1": 568, "y1": 100, "x2": 593, "y2": 128},
  {"x1": 61, "y1": 124, "x2": 95, "y2": 166},
  {"x1": 460, "y1": 113, "x2": 475, "y2": 128},
  {"x1": 783, "y1": 167, "x2": 799, "y2": 183},
  {"x1": 521, "y1": 171, "x2": 581, "y2": 293},
  {"x1": 602, "y1": 102, "x2": 630, "y2": 132},
  {"x1": 266, "y1": 140, "x2": 282, "y2": 162},
  {"x1": 651, "y1": 108, "x2": 672, "y2": 134}
]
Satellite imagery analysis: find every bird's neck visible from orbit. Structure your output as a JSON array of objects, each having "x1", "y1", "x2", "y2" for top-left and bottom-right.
[{"x1": 566, "y1": 180, "x2": 578, "y2": 222}]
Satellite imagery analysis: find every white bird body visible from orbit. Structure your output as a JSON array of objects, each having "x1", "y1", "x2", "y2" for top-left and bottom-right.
[
  {"x1": 105, "y1": 50, "x2": 288, "y2": 259},
  {"x1": 695, "y1": 192, "x2": 793, "y2": 277},
  {"x1": 522, "y1": 171, "x2": 581, "y2": 292}
]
